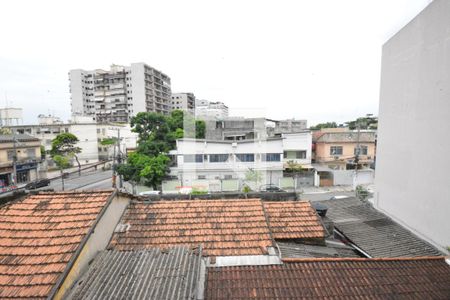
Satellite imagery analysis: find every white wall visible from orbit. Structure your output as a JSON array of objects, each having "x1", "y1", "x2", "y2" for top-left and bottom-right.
[
  {"x1": 130, "y1": 63, "x2": 146, "y2": 114},
  {"x1": 69, "y1": 70, "x2": 85, "y2": 115},
  {"x1": 375, "y1": 0, "x2": 450, "y2": 251},
  {"x1": 70, "y1": 123, "x2": 99, "y2": 164},
  {"x1": 172, "y1": 139, "x2": 284, "y2": 184},
  {"x1": 282, "y1": 132, "x2": 312, "y2": 165}
]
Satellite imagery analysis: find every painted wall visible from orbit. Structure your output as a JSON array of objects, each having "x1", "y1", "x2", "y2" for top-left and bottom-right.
[
  {"x1": 315, "y1": 142, "x2": 375, "y2": 162},
  {"x1": 375, "y1": 0, "x2": 450, "y2": 251},
  {"x1": 55, "y1": 194, "x2": 130, "y2": 299},
  {"x1": 282, "y1": 132, "x2": 312, "y2": 165}
]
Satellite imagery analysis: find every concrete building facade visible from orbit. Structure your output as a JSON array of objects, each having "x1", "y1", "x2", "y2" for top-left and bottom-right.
[
  {"x1": 313, "y1": 129, "x2": 376, "y2": 170},
  {"x1": 69, "y1": 63, "x2": 171, "y2": 123},
  {"x1": 169, "y1": 138, "x2": 284, "y2": 188},
  {"x1": 375, "y1": 0, "x2": 450, "y2": 252},
  {"x1": 0, "y1": 134, "x2": 41, "y2": 186},
  {"x1": 282, "y1": 131, "x2": 312, "y2": 166},
  {"x1": 171, "y1": 93, "x2": 195, "y2": 114},
  {"x1": 195, "y1": 100, "x2": 229, "y2": 119},
  {"x1": 6, "y1": 116, "x2": 137, "y2": 167}
]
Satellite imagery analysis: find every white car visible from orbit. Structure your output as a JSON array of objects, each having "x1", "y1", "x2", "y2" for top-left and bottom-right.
[
  {"x1": 329, "y1": 195, "x2": 350, "y2": 200},
  {"x1": 138, "y1": 190, "x2": 160, "y2": 196}
]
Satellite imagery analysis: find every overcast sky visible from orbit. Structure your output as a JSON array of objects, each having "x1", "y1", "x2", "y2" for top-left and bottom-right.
[{"x1": 0, "y1": 0, "x2": 432, "y2": 126}]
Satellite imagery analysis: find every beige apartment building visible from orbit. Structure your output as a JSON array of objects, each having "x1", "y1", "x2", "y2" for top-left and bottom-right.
[
  {"x1": 313, "y1": 128, "x2": 376, "y2": 170},
  {"x1": 0, "y1": 134, "x2": 41, "y2": 187}
]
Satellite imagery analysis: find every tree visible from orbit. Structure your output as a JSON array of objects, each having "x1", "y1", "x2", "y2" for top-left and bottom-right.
[
  {"x1": 310, "y1": 122, "x2": 338, "y2": 130},
  {"x1": 195, "y1": 120, "x2": 206, "y2": 139},
  {"x1": 139, "y1": 154, "x2": 170, "y2": 190},
  {"x1": 0, "y1": 128, "x2": 12, "y2": 134},
  {"x1": 118, "y1": 110, "x2": 206, "y2": 191},
  {"x1": 40, "y1": 145, "x2": 46, "y2": 160},
  {"x1": 245, "y1": 169, "x2": 263, "y2": 190},
  {"x1": 53, "y1": 155, "x2": 71, "y2": 191},
  {"x1": 50, "y1": 133, "x2": 82, "y2": 175}
]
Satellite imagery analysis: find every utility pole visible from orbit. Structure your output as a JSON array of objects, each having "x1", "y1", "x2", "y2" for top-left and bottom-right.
[
  {"x1": 112, "y1": 132, "x2": 116, "y2": 188},
  {"x1": 12, "y1": 134, "x2": 17, "y2": 186},
  {"x1": 116, "y1": 129, "x2": 123, "y2": 188}
]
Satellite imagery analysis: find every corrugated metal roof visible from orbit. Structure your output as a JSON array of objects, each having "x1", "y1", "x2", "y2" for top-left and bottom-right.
[
  {"x1": 205, "y1": 257, "x2": 450, "y2": 299},
  {"x1": 68, "y1": 247, "x2": 203, "y2": 300},
  {"x1": 318, "y1": 197, "x2": 443, "y2": 257},
  {"x1": 277, "y1": 239, "x2": 360, "y2": 258}
]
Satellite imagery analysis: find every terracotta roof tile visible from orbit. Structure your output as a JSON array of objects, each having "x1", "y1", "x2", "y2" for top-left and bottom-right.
[
  {"x1": 205, "y1": 257, "x2": 450, "y2": 299},
  {"x1": 0, "y1": 191, "x2": 112, "y2": 299},
  {"x1": 264, "y1": 201, "x2": 326, "y2": 240},
  {"x1": 109, "y1": 199, "x2": 275, "y2": 256}
]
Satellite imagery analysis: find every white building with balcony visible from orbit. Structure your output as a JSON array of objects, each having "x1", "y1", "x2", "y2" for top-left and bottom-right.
[
  {"x1": 281, "y1": 131, "x2": 312, "y2": 166},
  {"x1": 169, "y1": 138, "x2": 284, "y2": 188},
  {"x1": 70, "y1": 63, "x2": 172, "y2": 123}
]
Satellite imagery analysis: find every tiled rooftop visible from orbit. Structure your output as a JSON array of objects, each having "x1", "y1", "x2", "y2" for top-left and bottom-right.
[
  {"x1": 318, "y1": 197, "x2": 442, "y2": 257},
  {"x1": 264, "y1": 201, "x2": 325, "y2": 240},
  {"x1": 0, "y1": 191, "x2": 112, "y2": 299},
  {"x1": 68, "y1": 247, "x2": 202, "y2": 300},
  {"x1": 205, "y1": 257, "x2": 450, "y2": 299},
  {"x1": 109, "y1": 199, "x2": 275, "y2": 256}
]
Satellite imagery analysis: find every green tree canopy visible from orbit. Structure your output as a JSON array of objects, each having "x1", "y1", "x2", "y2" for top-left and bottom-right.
[
  {"x1": 118, "y1": 110, "x2": 205, "y2": 190},
  {"x1": 310, "y1": 122, "x2": 338, "y2": 130},
  {"x1": 51, "y1": 133, "x2": 82, "y2": 174}
]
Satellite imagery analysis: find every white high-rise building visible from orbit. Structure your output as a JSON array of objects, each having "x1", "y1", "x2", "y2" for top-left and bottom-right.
[
  {"x1": 69, "y1": 63, "x2": 172, "y2": 123},
  {"x1": 195, "y1": 100, "x2": 229, "y2": 119},
  {"x1": 171, "y1": 93, "x2": 196, "y2": 115}
]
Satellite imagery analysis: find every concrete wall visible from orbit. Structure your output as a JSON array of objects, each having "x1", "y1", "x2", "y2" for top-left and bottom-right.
[
  {"x1": 130, "y1": 63, "x2": 146, "y2": 114},
  {"x1": 55, "y1": 194, "x2": 130, "y2": 299},
  {"x1": 69, "y1": 70, "x2": 84, "y2": 115},
  {"x1": 282, "y1": 132, "x2": 312, "y2": 165},
  {"x1": 375, "y1": 0, "x2": 450, "y2": 251}
]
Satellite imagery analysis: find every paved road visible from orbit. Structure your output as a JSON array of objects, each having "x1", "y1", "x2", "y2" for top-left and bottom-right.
[
  {"x1": 46, "y1": 169, "x2": 113, "y2": 191},
  {"x1": 299, "y1": 191, "x2": 355, "y2": 202}
]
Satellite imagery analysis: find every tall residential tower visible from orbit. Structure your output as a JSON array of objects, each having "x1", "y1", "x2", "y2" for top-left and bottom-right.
[{"x1": 69, "y1": 63, "x2": 171, "y2": 123}]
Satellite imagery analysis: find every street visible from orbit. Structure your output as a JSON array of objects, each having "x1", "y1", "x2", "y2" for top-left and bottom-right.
[{"x1": 46, "y1": 169, "x2": 113, "y2": 191}]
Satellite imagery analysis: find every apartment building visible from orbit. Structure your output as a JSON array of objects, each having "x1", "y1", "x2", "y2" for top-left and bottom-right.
[
  {"x1": 171, "y1": 93, "x2": 195, "y2": 114},
  {"x1": 273, "y1": 118, "x2": 307, "y2": 134},
  {"x1": 6, "y1": 115, "x2": 137, "y2": 168},
  {"x1": 282, "y1": 131, "x2": 312, "y2": 166},
  {"x1": 195, "y1": 100, "x2": 229, "y2": 119},
  {"x1": 205, "y1": 117, "x2": 269, "y2": 141},
  {"x1": 169, "y1": 138, "x2": 284, "y2": 188},
  {"x1": 69, "y1": 63, "x2": 171, "y2": 123},
  {"x1": 0, "y1": 134, "x2": 41, "y2": 186},
  {"x1": 313, "y1": 129, "x2": 376, "y2": 170}
]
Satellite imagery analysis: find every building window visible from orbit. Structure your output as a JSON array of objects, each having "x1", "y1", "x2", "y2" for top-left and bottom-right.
[
  {"x1": 236, "y1": 153, "x2": 254, "y2": 162},
  {"x1": 283, "y1": 150, "x2": 306, "y2": 159},
  {"x1": 224, "y1": 174, "x2": 233, "y2": 179},
  {"x1": 197, "y1": 175, "x2": 206, "y2": 180},
  {"x1": 209, "y1": 154, "x2": 229, "y2": 163},
  {"x1": 7, "y1": 150, "x2": 15, "y2": 161},
  {"x1": 183, "y1": 154, "x2": 203, "y2": 163},
  {"x1": 262, "y1": 153, "x2": 281, "y2": 162},
  {"x1": 330, "y1": 146, "x2": 343, "y2": 156},
  {"x1": 354, "y1": 145, "x2": 368, "y2": 155}
]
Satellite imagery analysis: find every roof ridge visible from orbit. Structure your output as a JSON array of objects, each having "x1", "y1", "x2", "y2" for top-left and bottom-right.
[{"x1": 282, "y1": 256, "x2": 448, "y2": 263}]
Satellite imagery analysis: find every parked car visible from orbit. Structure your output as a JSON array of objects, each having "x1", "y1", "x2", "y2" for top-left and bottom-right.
[
  {"x1": 259, "y1": 184, "x2": 285, "y2": 192},
  {"x1": 138, "y1": 190, "x2": 161, "y2": 196},
  {"x1": 329, "y1": 195, "x2": 350, "y2": 200},
  {"x1": 25, "y1": 178, "x2": 51, "y2": 190}
]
